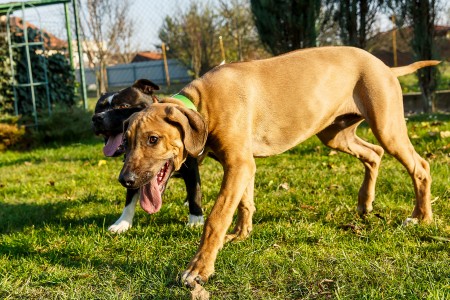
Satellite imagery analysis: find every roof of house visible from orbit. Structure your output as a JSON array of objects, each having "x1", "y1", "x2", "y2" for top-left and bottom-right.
[
  {"x1": 131, "y1": 51, "x2": 163, "y2": 62},
  {"x1": 2, "y1": 16, "x2": 67, "y2": 49}
]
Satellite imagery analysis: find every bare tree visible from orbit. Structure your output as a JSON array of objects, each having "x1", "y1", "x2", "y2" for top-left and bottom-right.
[
  {"x1": 159, "y1": 3, "x2": 219, "y2": 78},
  {"x1": 218, "y1": 0, "x2": 267, "y2": 61},
  {"x1": 78, "y1": 0, "x2": 135, "y2": 94}
]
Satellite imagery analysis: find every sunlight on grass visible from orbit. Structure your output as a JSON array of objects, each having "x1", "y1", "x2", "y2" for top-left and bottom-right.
[{"x1": 0, "y1": 115, "x2": 449, "y2": 299}]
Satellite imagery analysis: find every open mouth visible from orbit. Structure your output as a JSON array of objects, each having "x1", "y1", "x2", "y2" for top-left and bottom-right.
[
  {"x1": 103, "y1": 133, "x2": 125, "y2": 157},
  {"x1": 139, "y1": 160, "x2": 174, "y2": 214}
]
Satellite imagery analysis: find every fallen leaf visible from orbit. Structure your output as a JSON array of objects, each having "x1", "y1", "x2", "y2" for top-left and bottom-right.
[
  {"x1": 328, "y1": 150, "x2": 338, "y2": 156},
  {"x1": 279, "y1": 182, "x2": 289, "y2": 190},
  {"x1": 300, "y1": 204, "x2": 315, "y2": 210},
  {"x1": 24, "y1": 161, "x2": 32, "y2": 166},
  {"x1": 98, "y1": 160, "x2": 107, "y2": 166},
  {"x1": 327, "y1": 184, "x2": 341, "y2": 190},
  {"x1": 191, "y1": 282, "x2": 210, "y2": 300},
  {"x1": 440, "y1": 131, "x2": 450, "y2": 138}
]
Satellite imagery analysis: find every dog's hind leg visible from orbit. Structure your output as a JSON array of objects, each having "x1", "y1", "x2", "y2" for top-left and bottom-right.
[
  {"x1": 108, "y1": 188, "x2": 138, "y2": 233},
  {"x1": 224, "y1": 175, "x2": 255, "y2": 243},
  {"x1": 317, "y1": 115, "x2": 384, "y2": 217},
  {"x1": 366, "y1": 112, "x2": 432, "y2": 224}
]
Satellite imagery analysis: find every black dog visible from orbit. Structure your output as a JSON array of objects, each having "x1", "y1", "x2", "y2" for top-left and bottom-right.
[{"x1": 92, "y1": 79, "x2": 204, "y2": 233}]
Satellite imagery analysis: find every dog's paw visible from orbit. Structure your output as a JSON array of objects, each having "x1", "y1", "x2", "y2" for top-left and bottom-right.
[
  {"x1": 181, "y1": 256, "x2": 214, "y2": 288},
  {"x1": 188, "y1": 215, "x2": 204, "y2": 227},
  {"x1": 182, "y1": 271, "x2": 206, "y2": 288},
  {"x1": 108, "y1": 221, "x2": 132, "y2": 234}
]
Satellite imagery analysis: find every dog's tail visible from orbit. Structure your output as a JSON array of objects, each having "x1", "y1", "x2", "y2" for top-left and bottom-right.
[{"x1": 391, "y1": 60, "x2": 441, "y2": 77}]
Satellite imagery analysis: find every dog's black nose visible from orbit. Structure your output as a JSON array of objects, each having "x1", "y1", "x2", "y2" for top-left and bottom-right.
[{"x1": 119, "y1": 171, "x2": 137, "y2": 188}]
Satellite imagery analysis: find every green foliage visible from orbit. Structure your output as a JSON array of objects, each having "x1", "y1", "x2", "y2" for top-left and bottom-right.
[
  {"x1": 250, "y1": 0, "x2": 321, "y2": 55},
  {"x1": 0, "y1": 115, "x2": 449, "y2": 298},
  {"x1": 390, "y1": 0, "x2": 440, "y2": 112},
  {"x1": 47, "y1": 53, "x2": 76, "y2": 109},
  {"x1": 29, "y1": 105, "x2": 95, "y2": 146},
  {"x1": 0, "y1": 38, "x2": 13, "y2": 115},
  {"x1": 0, "y1": 25, "x2": 76, "y2": 119},
  {"x1": 324, "y1": 0, "x2": 383, "y2": 49}
]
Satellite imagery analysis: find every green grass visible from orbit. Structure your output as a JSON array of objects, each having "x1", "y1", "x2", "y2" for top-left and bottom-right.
[{"x1": 1, "y1": 114, "x2": 449, "y2": 299}]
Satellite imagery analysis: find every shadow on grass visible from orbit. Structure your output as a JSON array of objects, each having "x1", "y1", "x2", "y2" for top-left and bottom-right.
[{"x1": 0, "y1": 192, "x2": 188, "y2": 235}]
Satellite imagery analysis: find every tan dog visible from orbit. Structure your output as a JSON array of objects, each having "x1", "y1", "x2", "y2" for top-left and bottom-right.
[{"x1": 118, "y1": 46, "x2": 439, "y2": 287}]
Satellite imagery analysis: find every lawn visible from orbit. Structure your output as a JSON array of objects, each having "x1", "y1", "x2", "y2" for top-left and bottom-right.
[{"x1": 0, "y1": 114, "x2": 449, "y2": 299}]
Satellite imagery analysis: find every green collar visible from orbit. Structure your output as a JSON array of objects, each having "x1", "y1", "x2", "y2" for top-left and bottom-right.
[{"x1": 172, "y1": 94, "x2": 197, "y2": 111}]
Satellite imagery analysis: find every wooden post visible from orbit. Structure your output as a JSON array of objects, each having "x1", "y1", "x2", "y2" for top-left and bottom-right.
[
  {"x1": 219, "y1": 36, "x2": 226, "y2": 63},
  {"x1": 162, "y1": 42, "x2": 170, "y2": 87},
  {"x1": 391, "y1": 15, "x2": 398, "y2": 67}
]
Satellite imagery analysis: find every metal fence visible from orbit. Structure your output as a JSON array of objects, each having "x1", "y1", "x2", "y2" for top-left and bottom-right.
[{"x1": 80, "y1": 59, "x2": 192, "y2": 90}]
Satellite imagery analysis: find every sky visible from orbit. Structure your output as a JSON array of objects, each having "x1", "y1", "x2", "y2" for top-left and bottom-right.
[
  {"x1": 0, "y1": 0, "x2": 448, "y2": 52},
  {"x1": 0, "y1": 0, "x2": 193, "y2": 51}
]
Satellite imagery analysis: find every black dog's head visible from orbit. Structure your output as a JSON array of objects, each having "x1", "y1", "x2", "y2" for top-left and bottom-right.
[{"x1": 92, "y1": 79, "x2": 160, "y2": 157}]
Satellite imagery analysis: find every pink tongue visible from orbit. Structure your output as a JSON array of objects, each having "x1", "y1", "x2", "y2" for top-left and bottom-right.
[
  {"x1": 139, "y1": 176, "x2": 162, "y2": 214},
  {"x1": 103, "y1": 133, "x2": 123, "y2": 156}
]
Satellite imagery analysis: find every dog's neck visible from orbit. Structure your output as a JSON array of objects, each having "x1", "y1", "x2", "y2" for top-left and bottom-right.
[{"x1": 171, "y1": 94, "x2": 197, "y2": 111}]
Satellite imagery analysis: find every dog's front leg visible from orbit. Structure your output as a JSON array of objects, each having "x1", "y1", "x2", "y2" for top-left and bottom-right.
[
  {"x1": 182, "y1": 158, "x2": 256, "y2": 287},
  {"x1": 108, "y1": 189, "x2": 138, "y2": 233}
]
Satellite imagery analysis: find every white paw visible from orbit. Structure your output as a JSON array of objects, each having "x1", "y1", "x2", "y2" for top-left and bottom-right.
[
  {"x1": 402, "y1": 217, "x2": 419, "y2": 226},
  {"x1": 187, "y1": 214, "x2": 204, "y2": 227},
  {"x1": 108, "y1": 220, "x2": 132, "y2": 234}
]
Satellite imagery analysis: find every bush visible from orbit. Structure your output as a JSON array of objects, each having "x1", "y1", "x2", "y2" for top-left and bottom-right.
[
  {"x1": 29, "y1": 105, "x2": 95, "y2": 146},
  {"x1": 0, "y1": 26, "x2": 76, "y2": 117},
  {"x1": 0, "y1": 120, "x2": 26, "y2": 151}
]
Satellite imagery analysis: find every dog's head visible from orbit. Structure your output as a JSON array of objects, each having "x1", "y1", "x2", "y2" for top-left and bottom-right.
[
  {"x1": 118, "y1": 103, "x2": 207, "y2": 214},
  {"x1": 91, "y1": 79, "x2": 160, "y2": 157}
]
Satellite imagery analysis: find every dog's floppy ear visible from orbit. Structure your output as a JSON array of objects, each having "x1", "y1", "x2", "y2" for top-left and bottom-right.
[
  {"x1": 164, "y1": 106, "x2": 207, "y2": 157},
  {"x1": 132, "y1": 79, "x2": 160, "y2": 95}
]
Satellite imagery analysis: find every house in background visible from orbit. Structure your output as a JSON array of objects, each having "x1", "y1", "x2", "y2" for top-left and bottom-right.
[
  {"x1": 367, "y1": 25, "x2": 450, "y2": 67},
  {"x1": 0, "y1": 15, "x2": 67, "y2": 52},
  {"x1": 131, "y1": 51, "x2": 163, "y2": 63}
]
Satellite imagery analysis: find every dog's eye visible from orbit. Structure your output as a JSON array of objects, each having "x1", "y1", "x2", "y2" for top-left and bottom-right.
[
  {"x1": 148, "y1": 136, "x2": 159, "y2": 145},
  {"x1": 115, "y1": 104, "x2": 130, "y2": 109}
]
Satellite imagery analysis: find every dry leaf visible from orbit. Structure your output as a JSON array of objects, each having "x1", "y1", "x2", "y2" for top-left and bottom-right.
[
  {"x1": 279, "y1": 182, "x2": 290, "y2": 190},
  {"x1": 440, "y1": 131, "x2": 450, "y2": 138},
  {"x1": 328, "y1": 150, "x2": 338, "y2": 156},
  {"x1": 24, "y1": 161, "x2": 32, "y2": 166},
  {"x1": 300, "y1": 204, "x2": 315, "y2": 210},
  {"x1": 191, "y1": 282, "x2": 210, "y2": 300},
  {"x1": 327, "y1": 184, "x2": 341, "y2": 190}
]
